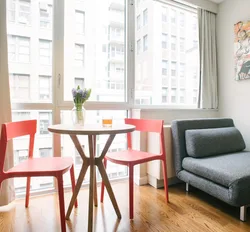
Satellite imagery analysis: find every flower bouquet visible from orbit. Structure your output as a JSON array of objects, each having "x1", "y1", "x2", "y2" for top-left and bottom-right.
[{"x1": 71, "y1": 86, "x2": 91, "y2": 125}]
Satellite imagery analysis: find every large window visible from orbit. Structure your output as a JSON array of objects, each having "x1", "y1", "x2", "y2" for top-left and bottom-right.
[
  {"x1": 135, "y1": 0, "x2": 199, "y2": 106},
  {"x1": 6, "y1": 0, "x2": 200, "y2": 195}
]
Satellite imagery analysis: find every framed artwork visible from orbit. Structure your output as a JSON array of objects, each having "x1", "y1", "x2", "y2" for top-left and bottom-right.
[{"x1": 234, "y1": 20, "x2": 250, "y2": 80}]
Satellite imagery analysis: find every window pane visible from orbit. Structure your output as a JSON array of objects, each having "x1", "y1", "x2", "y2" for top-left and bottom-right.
[
  {"x1": 12, "y1": 110, "x2": 53, "y2": 194},
  {"x1": 135, "y1": 0, "x2": 199, "y2": 106},
  {"x1": 60, "y1": 110, "x2": 128, "y2": 186},
  {"x1": 64, "y1": 0, "x2": 126, "y2": 102},
  {"x1": 7, "y1": 0, "x2": 53, "y2": 104}
]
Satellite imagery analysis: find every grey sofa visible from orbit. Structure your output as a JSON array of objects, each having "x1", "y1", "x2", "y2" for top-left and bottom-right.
[{"x1": 171, "y1": 118, "x2": 250, "y2": 221}]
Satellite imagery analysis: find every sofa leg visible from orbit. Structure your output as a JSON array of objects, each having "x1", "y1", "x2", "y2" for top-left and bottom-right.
[
  {"x1": 240, "y1": 206, "x2": 247, "y2": 221},
  {"x1": 186, "y1": 183, "x2": 189, "y2": 192}
]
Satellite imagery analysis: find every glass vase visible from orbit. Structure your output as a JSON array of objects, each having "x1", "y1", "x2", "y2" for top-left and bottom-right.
[{"x1": 71, "y1": 103, "x2": 86, "y2": 125}]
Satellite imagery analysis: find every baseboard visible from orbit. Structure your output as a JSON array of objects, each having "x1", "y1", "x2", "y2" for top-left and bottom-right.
[
  {"x1": 134, "y1": 175, "x2": 148, "y2": 186},
  {"x1": 148, "y1": 175, "x2": 181, "y2": 188},
  {"x1": 0, "y1": 201, "x2": 15, "y2": 212}
]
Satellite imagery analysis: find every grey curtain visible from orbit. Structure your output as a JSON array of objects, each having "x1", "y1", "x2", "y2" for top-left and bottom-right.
[
  {"x1": 198, "y1": 8, "x2": 218, "y2": 109},
  {"x1": 0, "y1": 0, "x2": 15, "y2": 206}
]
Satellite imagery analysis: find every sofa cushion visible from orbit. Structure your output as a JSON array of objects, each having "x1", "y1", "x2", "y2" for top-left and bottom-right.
[
  {"x1": 182, "y1": 151, "x2": 250, "y2": 187},
  {"x1": 185, "y1": 127, "x2": 245, "y2": 158}
]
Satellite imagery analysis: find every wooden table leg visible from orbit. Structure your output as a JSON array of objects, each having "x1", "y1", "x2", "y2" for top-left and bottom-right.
[
  {"x1": 93, "y1": 135, "x2": 98, "y2": 207},
  {"x1": 66, "y1": 163, "x2": 89, "y2": 219},
  {"x1": 88, "y1": 135, "x2": 95, "y2": 232},
  {"x1": 97, "y1": 161, "x2": 121, "y2": 219}
]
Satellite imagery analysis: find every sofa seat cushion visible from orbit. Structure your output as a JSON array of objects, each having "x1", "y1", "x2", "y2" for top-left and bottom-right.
[{"x1": 182, "y1": 151, "x2": 250, "y2": 188}]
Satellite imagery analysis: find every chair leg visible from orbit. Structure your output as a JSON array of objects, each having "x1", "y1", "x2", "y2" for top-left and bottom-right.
[
  {"x1": 161, "y1": 159, "x2": 169, "y2": 202},
  {"x1": 25, "y1": 177, "x2": 31, "y2": 207},
  {"x1": 57, "y1": 174, "x2": 66, "y2": 232},
  {"x1": 240, "y1": 205, "x2": 247, "y2": 221},
  {"x1": 70, "y1": 165, "x2": 78, "y2": 208},
  {"x1": 100, "y1": 158, "x2": 107, "y2": 203},
  {"x1": 186, "y1": 183, "x2": 189, "y2": 192},
  {"x1": 129, "y1": 165, "x2": 134, "y2": 220}
]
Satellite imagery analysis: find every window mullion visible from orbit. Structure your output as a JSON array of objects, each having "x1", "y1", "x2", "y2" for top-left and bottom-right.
[
  {"x1": 52, "y1": 0, "x2": 65, "y2": 159},
  {"x1": 127, "y1": 0, "x2": 135, "y2": 107}
]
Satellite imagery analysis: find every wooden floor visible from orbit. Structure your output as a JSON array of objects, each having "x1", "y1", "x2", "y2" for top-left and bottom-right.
[{"x1": 1, "y1": 181, "x2": 250, "y2": 232}]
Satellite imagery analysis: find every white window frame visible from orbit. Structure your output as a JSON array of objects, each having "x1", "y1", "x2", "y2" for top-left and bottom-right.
[{"x1": 9, "y1": 0, "x2": 201, "y2": 196}]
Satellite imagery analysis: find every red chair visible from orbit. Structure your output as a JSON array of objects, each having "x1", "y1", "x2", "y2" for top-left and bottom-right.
[
  {"x1": 100, "y1": 118, "x2": 169, "y2": 219},
  {"x1": 0, "y1": 120, "x2": 78, "y2": 232}
]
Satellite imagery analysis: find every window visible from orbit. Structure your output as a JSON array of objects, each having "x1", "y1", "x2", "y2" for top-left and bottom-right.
[
  {"x1": 75, "y1": 10, "x2": 85, "y2": 34},
  {"x1": 180, "y1": 38, "x2": 185, "y2": 52},
  {"x1": 39, "y1": 76, "x2": 52, "y2": 100},
  {"x1": 8, "y1": 0, "x2": 31, "y2": 25},
  {"x1": 39, "y1": 39, "x2": 52, "y2": 65},
  {"x1": 180, "y1": 89, "x2": 185, "y2": 103},
  {"x1": 75, "y1": 44, "x2": 84, "y2": 66},
  {"x1": 162, "y1": 60, "x2": 168, "y2": 75},
  {"x1": 39, "y1": 148, "x2": 52, "y2": 158},
  {"x1": 171, "y1": 62, "x2": 177, "y2": 77},
  {"x1": 162, "y1": 7, "x2": 167, "y2": 22},
  {"x1": 162, "y1": 87, "x2": 168, "y2": 103},
  {"x1": 137, "y1": 39, "x2": 141, "y2": 54},
  {"x1": 143, "y1": 35, "x2": 148, "y2": 51},
  {"x1": 12, "y1": 111, "x2": 30, "y2": 122},
  {"x1": 171, "y1": 36, "x2": 177, "y2": 51},
  {"x1": 180, "y1": 12, "x2": 185, "y2": 27},
  {"x1": 75, "y1": 77, "x2": 84, "y2": 89},
  {"x1": 10, "y1": 74, "x2": 30, "y2": 100},
  {"x1": 135, "y1": 0, "x2": 199, "y2": 106},
  {"x1": 6, "y1": 0, "x2": 200, "y2": 194},
  {"x1": 171, "y1": 88, "x2": 177, "y2": 103},
  {"x1": 162, "y1": 33, "x2": 168, "y2": 49},
  {"x1": 137, "y1": 15, "x2": 141, "y2": 30},
  {"x1": 193, "y1": 89, "x2": 198, "y2": 104},
  {"x1": 14, "y1": 149, "x2": 28, "y2": 166},
  {"x1": 143, "y1": 9, "x2": 148, "y2": 26},
  {"x1": 180, "y1": 63, "x2": 185, "y2": 77},
  {"x1": 170, "y1": 9, "x2": 176, "y2": 24},
  {"x1": 40, "y1": 3, "x2": 52, "y2": 28},
  {"x1": 8, "y1": 35, "x2": 30, "y2": 62},
  {"x1": 39, "y1": 112, "x2": 52, "y2": 135}
]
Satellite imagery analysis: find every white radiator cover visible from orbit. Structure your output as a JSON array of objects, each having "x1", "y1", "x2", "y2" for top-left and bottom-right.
[{"x1": 146, "y1": 125, "x2": 176, "y2": 188}]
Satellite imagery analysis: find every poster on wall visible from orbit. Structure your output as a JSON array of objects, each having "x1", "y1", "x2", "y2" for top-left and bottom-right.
[{"x1": 234, "y1": 21, "x2": 250, "y2": 80}]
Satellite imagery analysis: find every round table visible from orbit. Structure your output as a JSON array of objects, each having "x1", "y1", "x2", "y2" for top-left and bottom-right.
[{"x1": 48, "y1": 124, "x2": 135, "y2": 232}]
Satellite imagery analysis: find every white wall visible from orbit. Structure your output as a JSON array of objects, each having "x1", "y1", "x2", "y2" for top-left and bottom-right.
[{"x1": 217, "y1": 0, "x2": 250, "y2": 149}]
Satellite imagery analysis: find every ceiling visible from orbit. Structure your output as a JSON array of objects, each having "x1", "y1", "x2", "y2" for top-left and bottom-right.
[{"x1": 208, "y1": 0, "x2": 225, "y2": 3}]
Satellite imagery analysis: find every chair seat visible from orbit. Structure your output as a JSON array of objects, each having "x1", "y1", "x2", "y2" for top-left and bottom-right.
[
  {"x1": 7, "y1": 157, "x2": 73, "y2": 175},
  {"x1": 105, "y1": 149, "x2": 161, "y2": 165}
]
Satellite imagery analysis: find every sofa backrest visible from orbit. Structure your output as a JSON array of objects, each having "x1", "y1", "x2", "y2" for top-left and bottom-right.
[{"x1": 171, "y1": 118, "x2": 235, "y2": 175}]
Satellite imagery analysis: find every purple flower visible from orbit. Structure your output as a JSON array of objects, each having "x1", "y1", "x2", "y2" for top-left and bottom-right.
[
  {"x1": 72, "y1": 88, "x2": 77, "y2": 98},
  {"x1": 82, "y1": 90, "x2": 87, "y2": 99},
  {"x1": 77, "y1": 89, "x2": 84, "y2": 97}
]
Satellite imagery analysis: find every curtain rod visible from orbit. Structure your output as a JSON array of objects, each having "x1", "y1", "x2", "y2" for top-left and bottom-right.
[
  {"x1": 153, "y1": 0, "x2": 197, "y2": 13},
  {"x1": 153, "y1": 0, "x2": 217, "y2": 14}
]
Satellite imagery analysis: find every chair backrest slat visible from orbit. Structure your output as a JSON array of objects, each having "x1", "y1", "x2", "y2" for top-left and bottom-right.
[
  {"x1": 125, "y1": 118, "x2": 163, "y2": 133},
  {"x1": 0, "y1": 120, "x2": 37, "y2": 174},
  {"x1": 3, "y1": 120, "x2": 37, "y2": 141}
]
